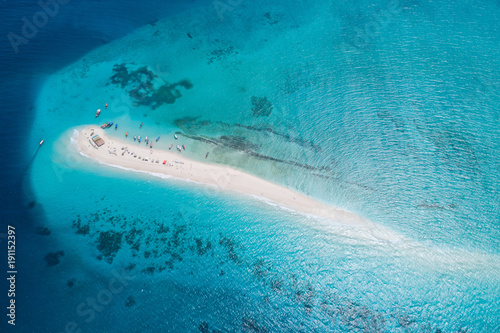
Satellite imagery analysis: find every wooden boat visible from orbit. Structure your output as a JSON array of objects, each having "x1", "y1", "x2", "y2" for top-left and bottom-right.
[
  {"x1": 156, "y1": 136, "x2": 160, "y2": 142},
  {"x1": 150, "y1": 142, "x2": 153, "y2": 148},
  {"x1": 126, "y1": 131, "x2": 128, "y2": 137},
  {"x1": 95, "y1": 109, "x2": 101, "y2": 117},
  {"x1": 182, "y1": 144, "x2": 185, "y2": 150},
  {"x1": 174, "y1": 134, "x2": 178, "y2": 139},
  {"x1": 140, "y1": 122, "x2": 143, "y2": 128},
  {"x1": 101, "y1": 123, "x2": 107, "y2": 129},
  {"x1": 169, "y1": 144, "x2": 173, "y2": 150},
  {"x1": 205, "y1": 152, "x2": 209, "y2": 159}
]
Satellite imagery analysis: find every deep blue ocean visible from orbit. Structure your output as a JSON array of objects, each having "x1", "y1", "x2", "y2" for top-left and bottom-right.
[{"x1": 1, "y1": 0, "x2": 499, "y2": 332}]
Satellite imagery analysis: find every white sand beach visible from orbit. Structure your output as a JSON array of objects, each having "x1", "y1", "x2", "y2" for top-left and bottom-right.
[{"x1": 76, "y1": 125, "x2": 401, "y2": 241}]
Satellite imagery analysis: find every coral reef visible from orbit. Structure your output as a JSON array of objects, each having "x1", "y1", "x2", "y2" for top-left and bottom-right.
[
  {"x1": 110, "y1": 63, "x2": 193, "y2": 109},
  {"x1": 45, "y1": 251, "x2": 64, "y2": 267},
  {"x1": 35, "y1": 226, "x2": 51, "y2": 236},
  {"x1": 97, "y1": 230, "x2": 123, "y2": 262},
  {"x1": 251, "y1": 96, "x2": 273, "y2": 117}
]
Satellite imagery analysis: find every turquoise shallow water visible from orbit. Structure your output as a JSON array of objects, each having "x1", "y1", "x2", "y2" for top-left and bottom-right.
[{"x1": 23, "y1": 0, "x2": 500, "y2": 331}]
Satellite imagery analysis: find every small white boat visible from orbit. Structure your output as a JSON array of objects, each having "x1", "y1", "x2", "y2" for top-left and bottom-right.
[
  {"x1": 39, "y1": 139, "x2": 44, "y2": 146},
  {"x1": 174, "y1": 134, "x2": 178, "y2": 140}
]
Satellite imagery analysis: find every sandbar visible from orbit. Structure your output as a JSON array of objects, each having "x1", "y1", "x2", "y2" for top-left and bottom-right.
[{"x1": 76, "y1": 125, "x2": 400, "y2": 241}]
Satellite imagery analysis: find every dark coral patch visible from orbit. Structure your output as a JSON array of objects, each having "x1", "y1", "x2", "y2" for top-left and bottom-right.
[
  {"x1": 110, "y1": 63, "x2": 192, "y2": 110},
  {"x1": 178, "y1": 79, "x2": 193, "y2": 89},
  {"x1": 45, "y1": 251, "x2": 64, "y2": 267},
  {"x1": 195, "y1": 238, "x2": 212, "y2": 255},
  {"x1": 207, "y1": 45, "x2": 237, "y2": 64},
  {"x1": 251, "y1": 96, "x2": 273, "y2": 117},
  {"x1": 72, "y1": 217, "x2": 90, "y2": 235},
  {"x1": 35, "y1": 226, "x2": 51, "y2": 236},
  {"x1": 67, "y1": 278, "x2": 76, "y2": 288},
  {"x1": 97, "y1": 230, "x2": 123, "y2": 261},
  {"x1": 110, "y1": 64, "x2": 156, "y2": 88},
  {"x1": 219, "y1": 135, "x2": 259, "y2": 151},
  {"x1": 219, "y1": 236, "x2": 241, "y2": 264},
  {"x1": 242, "y1": 317, "x2": 269, "y2": 333},
  {"x1": 125, "y1": 295, "x2": 136, "y2": 307},
  {"x1": 199, "y1": 321, "x2": 210, "y2": 333}
]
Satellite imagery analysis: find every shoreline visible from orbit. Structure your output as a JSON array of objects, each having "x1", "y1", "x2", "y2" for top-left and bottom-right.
[{"x1": 76, "y1": 125, "x2": 402, "y2": 241}]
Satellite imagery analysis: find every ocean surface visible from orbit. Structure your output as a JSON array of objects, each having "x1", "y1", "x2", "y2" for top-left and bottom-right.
[{"x1": 1, "y1": 0, "x2": 499, "y2": 332}]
